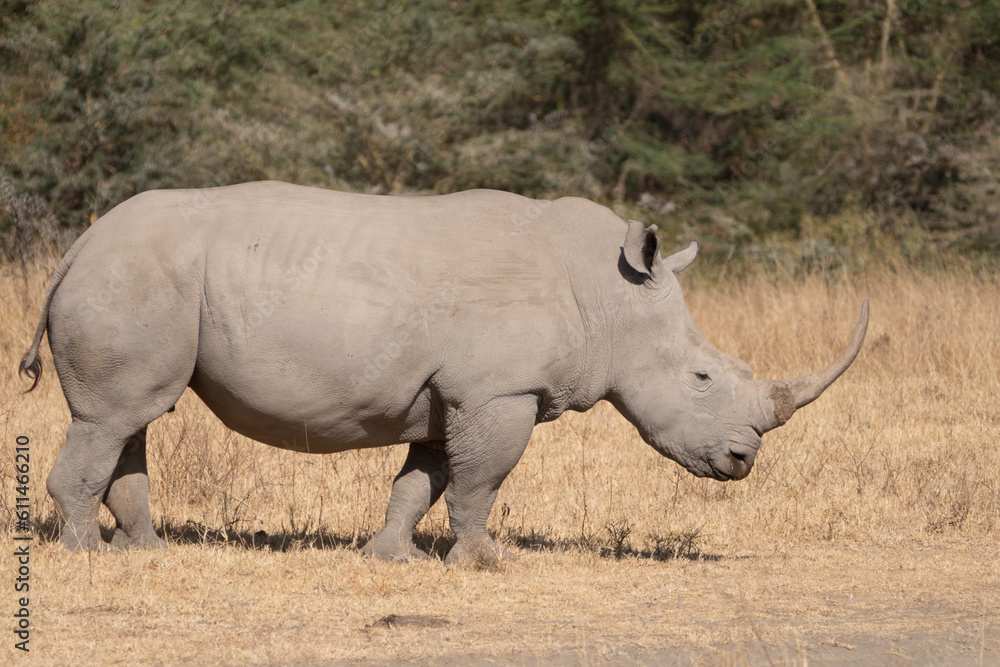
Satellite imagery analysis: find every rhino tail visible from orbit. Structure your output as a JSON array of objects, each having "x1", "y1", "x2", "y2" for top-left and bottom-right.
[{"x1": 19, "y1": 230, "x2": 93, "y2": 392}]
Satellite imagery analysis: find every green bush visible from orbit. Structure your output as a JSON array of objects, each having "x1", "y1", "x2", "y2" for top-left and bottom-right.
[{"x1": 2, "y1": 0, "x2": 998, "y2": 260}]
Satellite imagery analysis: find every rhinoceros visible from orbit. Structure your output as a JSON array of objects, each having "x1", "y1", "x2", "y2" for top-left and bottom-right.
[{"x1": 20, "y1": 181, "x2": 868, "y2": 562}]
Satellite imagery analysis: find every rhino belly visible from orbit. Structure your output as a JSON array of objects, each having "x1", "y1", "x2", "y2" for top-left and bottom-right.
[{"x1": 187, "y1": 352, "x2": 441, "y2": 454}]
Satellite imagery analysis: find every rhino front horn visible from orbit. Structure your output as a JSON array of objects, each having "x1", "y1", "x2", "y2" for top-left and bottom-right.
[{"x1": 758, "y1": 300, "x2": 869, "y2": 431}]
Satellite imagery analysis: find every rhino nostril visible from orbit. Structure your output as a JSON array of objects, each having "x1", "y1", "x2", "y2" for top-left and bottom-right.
[{"x1": 728, "y1": 450, "x2": 754, "y2": 479}]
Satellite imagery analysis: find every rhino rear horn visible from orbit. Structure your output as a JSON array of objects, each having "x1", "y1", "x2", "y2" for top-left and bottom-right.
[
  {"x1": 664, "y1": 240, "x2": 698, "y2": 274},
  {"x1": 758, "y1": 300, "x2": 869, "y2": 430}
]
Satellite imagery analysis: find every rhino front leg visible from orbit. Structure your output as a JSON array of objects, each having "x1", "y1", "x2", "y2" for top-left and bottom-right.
[
  {"x1": 363, "y1": 441, "x2": 449, "y2": 561},
  {"x1": 104, "y1": 427, "x2": 167, "y2": 550},
  {"x1": 443, "y1": 394, "x2": 536, "y2": 566}
]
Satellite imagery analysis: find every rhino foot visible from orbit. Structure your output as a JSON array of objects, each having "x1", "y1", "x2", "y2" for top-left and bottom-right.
[
  {"x1": 58, "y1": 530, "x2": 120, "y2": 554},
  {"x1": 361, "y1": 534, "x2": 431, "y2": 562},
  {"x1": 109, "y1": 529, "x2": 168, "y2": 551},
  {"x1": 444, "y1": 536, "x2": 515, "y2": 568}
]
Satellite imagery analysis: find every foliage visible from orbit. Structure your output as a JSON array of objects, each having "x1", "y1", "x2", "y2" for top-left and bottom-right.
[{"x1": 1, "y1": 0, "x2": 998, "y2": 258}]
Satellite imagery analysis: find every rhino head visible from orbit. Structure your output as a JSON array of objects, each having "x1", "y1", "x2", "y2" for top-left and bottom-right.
[{"x1": 607, "y1": 221, "x2": 868, "y2": 481}]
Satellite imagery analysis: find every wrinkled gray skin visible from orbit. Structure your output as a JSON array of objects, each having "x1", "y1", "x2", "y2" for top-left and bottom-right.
[{"x1": 20, "y1": 182, "x2": 868, "y2": 563}]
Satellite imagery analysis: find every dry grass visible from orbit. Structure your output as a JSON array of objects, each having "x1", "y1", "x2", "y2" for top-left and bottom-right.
[{"x1": 1, "y1": 255, "x2": 998, "y2": 664}]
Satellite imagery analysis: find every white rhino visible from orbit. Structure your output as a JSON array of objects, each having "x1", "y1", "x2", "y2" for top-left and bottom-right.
[{"x1": 20, "y1": 182, "x2": 867, "y2": 563}]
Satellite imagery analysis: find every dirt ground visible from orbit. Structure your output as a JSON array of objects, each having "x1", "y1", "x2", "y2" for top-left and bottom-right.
[
  {"x1": 4, "y1": 535, "x2": 995, "y2": 665},
  {"x1": 332, "y1": 539, "x2": 1000, "y2": 667}
]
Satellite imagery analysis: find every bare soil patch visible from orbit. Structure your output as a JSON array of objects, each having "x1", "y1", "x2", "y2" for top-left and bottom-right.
[{"x1": 0, "y1": 536, "x2": 994, "y2": 664}]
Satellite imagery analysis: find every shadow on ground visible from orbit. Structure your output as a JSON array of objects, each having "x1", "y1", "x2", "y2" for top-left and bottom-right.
[{"x1": 32, "y1": 514, "x2": 726, "y2": 562}]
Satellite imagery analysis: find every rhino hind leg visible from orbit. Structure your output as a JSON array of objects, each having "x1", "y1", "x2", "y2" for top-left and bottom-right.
[
  {"x1": 442, "y1": 394, "x2": 536, "y2": 566},
  {"x1": 104, "y1": 427, "x2": 167, "y2": 550},
  {"x1": 46, "y1": 420, "x2": 136, "y2": 551},
  {"x1": 363, "y1": 441, "x2": 449, "y2": 561},
  {"x1": 45, "y1": 279, "x2": 198, "y2": 551}
]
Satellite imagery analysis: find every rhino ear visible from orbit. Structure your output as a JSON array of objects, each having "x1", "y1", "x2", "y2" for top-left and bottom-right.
[
  {"x1": 623, "y1": 220, "x2": 663, "y2": 280},
  {"x1": 664, "y1": 240, "x2": 699, "y2": 274}
]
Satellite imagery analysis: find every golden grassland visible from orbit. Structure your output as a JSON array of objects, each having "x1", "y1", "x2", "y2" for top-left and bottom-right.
[{"x1": 1, "y1": 255, "x2": 998, "y2": 665}]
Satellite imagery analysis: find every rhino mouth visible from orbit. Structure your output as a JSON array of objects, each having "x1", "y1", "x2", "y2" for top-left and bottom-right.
[
  {"x1": 703, "y1": 438, "x2": 760, "y2": 481},
  {"x1": 687, "y1": 465, "x2": 738, "y2": 482},
  {"x1": 676, "y1": 455, "x2": 751, "y2": 482},
  {"x1": 698, "y1": 466, "x2": 749, "y2": 482},
  {"x1": 647, "y1": 431, "x2": 759, "y2": 481}
]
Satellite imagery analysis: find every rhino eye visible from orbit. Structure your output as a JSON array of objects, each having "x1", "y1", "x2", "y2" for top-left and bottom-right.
[{"x1": 694, "y1": 371, "x2": 711, "y2": 382}]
